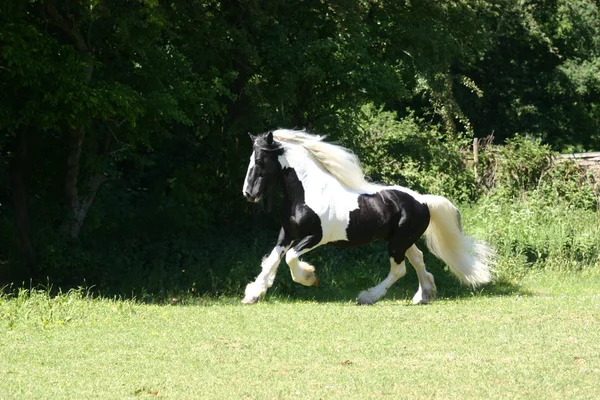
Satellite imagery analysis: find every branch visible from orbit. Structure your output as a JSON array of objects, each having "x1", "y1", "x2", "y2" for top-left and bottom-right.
[{"x1": 43, "y1": 0, "x2": 89, "y2": 53}]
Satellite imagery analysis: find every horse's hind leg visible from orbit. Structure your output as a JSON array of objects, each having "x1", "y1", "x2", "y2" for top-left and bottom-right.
[
  {"x1": 406, "y1": 244, "x2": 437, "y2": 304},
  {"x1": 356, "y1": 221, "x2": 418, "y2": 305},
  {"x1": 357, "y1": 257, "x2": 407, "y2": 305}
]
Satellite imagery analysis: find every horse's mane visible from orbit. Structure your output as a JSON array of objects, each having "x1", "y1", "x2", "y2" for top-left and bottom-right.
[{"x1": 272, "y1": 129, "x2": 376, "y2": 192}]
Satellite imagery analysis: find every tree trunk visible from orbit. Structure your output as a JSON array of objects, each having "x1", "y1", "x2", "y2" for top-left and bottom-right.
[
  {"x1": 9, "y1": 125, "x2": 35, "y2": 280},
  {"x1": 62, "y1": 172, "x2": 106, "y2": 239},
  {"x1": 61, "y1": 127, "x2": 107, "y2": 239},
  {"x1": 44, "y1": 1, "x2": 102, "y2": 239}
]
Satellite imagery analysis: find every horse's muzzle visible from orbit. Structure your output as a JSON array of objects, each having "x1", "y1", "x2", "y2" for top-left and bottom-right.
[{"x1": 243, "y1": 192, "x2": 262, "y2": 203}]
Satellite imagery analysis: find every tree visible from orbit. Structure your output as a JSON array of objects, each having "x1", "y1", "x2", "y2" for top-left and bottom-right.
[{"x1": 455, "y1": 0, "x2": 600, "y2": 149}]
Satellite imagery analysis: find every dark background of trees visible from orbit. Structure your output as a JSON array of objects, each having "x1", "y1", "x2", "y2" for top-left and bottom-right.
[{"x1": 1, "y1": 0, "x2": 598, "y2": 294}]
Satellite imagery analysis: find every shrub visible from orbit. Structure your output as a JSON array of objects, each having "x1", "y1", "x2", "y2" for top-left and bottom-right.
[
  {"x1": 342, "y1": 104, "x2": 476, "y2": 203},
  {"x1": 493, "y1": 136, "x2": 554, "y2": 196},
  {"x1": 478, "y1": 135, "x2": 598, "y2": 210},
  {"x1": 464, "y1": 196, "x2": 600, "y2": 277}
]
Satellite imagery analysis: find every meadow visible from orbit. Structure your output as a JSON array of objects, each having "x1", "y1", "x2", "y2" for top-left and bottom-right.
[
  {"x1": 2, "y1": 198, "x2": 599, "y2": 399},
  {"x1": 1, "y1": 269, "x2": 599, "y2": 400}
]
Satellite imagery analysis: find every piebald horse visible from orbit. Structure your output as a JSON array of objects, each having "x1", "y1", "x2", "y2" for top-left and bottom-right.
[{"x1": 242, "y1": 130, "x2": 494, "y2": 304}]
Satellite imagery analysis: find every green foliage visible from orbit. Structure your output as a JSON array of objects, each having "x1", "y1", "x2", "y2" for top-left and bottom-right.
[
  {"x1": 490, "y1": 136, "x2": 555, "y2": 196},
  {"x1": 457, "y1": 0, "x2": 600, "y2": 149},
  {"x1": 537, "y1": 161, "x2": 599, "y2": 211},
  {"x1": 1, "y1": 0, "x2": 599, "y2": 296},
  {"x1": 479, "y1": 135, "x2": 598, "y2": 209},
  {"x1": 345, "y1": 104, "x2": 476, "y2": 203},
  {"x1": 465, "y1": 136, "x2": 599, "y2": 278},
  {"x1": 465, "y1": 198, "x2": 600, "y2": 279}
]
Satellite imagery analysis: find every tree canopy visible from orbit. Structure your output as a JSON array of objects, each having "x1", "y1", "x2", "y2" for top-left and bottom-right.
[{"x1": 1, "y1": 0, "x2": 598, "y2": 290}]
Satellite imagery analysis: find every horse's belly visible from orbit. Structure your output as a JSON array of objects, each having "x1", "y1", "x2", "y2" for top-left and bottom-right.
[{"x1": 327, "y1": 217, "x2": 391, "y2": 248}]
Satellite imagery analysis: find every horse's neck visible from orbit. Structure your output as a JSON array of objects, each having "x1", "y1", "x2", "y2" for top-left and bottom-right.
[{"x1": 279, "y1": 150, "x2": 341, "y2": 202}]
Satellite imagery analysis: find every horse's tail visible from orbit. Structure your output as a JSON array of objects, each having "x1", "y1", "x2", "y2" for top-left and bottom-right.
[{"x1": 421, "y1": 194, "x2": 494, "y2": 287}]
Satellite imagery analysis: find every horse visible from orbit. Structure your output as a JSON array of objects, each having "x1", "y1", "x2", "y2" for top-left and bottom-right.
[{"x1": 241, "y1": 129, "x2": 494, "y2": 305}]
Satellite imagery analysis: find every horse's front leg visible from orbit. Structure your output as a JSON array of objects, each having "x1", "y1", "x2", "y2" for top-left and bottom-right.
[
  {"x1": 285, "y1": 235, "x2": 322, "y2": 287},
  {"x1": 242, "y1": 228, "x2": 292, "y2": 304}
]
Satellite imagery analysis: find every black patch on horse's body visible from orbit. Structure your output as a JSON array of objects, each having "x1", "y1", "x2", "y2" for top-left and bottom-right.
[
  {"x1": 331, "y1": 189, "x2": 430, "y2": 261},
  {"x1": 280, "y1": 167, "x2": 323, "y2": 246}
]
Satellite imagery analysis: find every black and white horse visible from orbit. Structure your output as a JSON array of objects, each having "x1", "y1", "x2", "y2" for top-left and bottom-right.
[{"x1": 242, "y1": 129, "x2": 494, "y2": 304}]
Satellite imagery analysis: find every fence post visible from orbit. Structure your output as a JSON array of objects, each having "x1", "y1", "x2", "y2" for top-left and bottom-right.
[{"x1": 473, "y1": 137, "x2": 479, "y2": 181}]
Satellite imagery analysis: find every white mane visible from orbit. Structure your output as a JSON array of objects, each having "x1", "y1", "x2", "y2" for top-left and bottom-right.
[{"x1": 272, "y1": 129, "x2": 376, "y2": 192}]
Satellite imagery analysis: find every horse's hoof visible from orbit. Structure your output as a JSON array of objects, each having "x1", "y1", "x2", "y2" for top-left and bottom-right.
[
  {"x1": 241, "y1": 296, "x2": 260, "y2": 304},
  {"x1": 412, "y1": 292, "x2": 433, "y2": 305},
  {"x1": 412, "y1": 285, "x2": 437, "y2": 305},
  {"x1": 356, "y1": 300, "x2": 375, "y2": 306},
  {"x1": 356, "y1": 290, "x2": 377, "y2": 305}
]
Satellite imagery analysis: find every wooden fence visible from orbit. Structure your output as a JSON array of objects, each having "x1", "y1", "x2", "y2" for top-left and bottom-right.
[{"x1": 558, "y1": 152, "x2": 600, "y2": 177}]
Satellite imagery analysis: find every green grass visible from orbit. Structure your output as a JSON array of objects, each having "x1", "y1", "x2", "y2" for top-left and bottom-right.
[{"x1": 2, "y1": 269, "x2": 599, "y2": 399}]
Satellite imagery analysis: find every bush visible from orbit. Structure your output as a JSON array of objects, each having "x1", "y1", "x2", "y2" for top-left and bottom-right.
[
  {"x1": 478, "y1": 135, "x2": 598, "y2": 210},
  {"x1": 464, "y1": 197, "x2": 600, "y2": 277},
  {"x1": 465, "y1": 135, "x2": 599, "y2": 277},
  {"x1": 342, "y1": 104, "x2": 477, "y2": 203},
  {"x1": 492, "y1": 136, "x2": 554, "y2": 196}
]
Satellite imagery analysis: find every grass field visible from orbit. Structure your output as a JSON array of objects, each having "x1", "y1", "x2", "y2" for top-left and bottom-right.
[{"x1": 1, "y1": 269, "x2": 599, "y2": 399}]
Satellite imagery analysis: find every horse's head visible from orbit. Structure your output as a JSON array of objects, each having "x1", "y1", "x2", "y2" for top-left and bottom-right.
[{"x1": 242, "y1": 131, "x2": 284, "y2": 203}]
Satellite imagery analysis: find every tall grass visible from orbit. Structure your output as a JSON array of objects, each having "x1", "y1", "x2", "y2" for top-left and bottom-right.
[
  {"x1": 1, "y1": 286, "x2": 136, "y2": 331},
  {"x1": 463, "y1": 196, "x2": 600, "y2": 277}
]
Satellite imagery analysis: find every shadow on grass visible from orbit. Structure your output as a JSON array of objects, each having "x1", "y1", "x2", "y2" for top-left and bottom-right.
[
  {"x1": 259, "y1": 269, "x2": 531, "y2": 305},
  {"x1": 254, "y1": 241, "x2": 531, "y2": 304},
  {"x1": 152, "y1": 242, "x2": 534, "y2": 306},
  {"x1": 0, "y1": 238, "x2": 531, "y2": 307}
]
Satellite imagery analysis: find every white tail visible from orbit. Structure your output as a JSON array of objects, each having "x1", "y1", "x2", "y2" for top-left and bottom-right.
[{"x1": 421, "y1": 195, "x2": 494, "y2": 287}]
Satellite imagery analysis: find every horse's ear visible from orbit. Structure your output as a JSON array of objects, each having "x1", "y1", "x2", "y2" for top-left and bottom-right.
[
  {"x1": 266, "y1": 131, "x2": 274, "y2": 145},
  {"x1": 248, "y1": 132, "x2": 257, "y2": 142}
]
